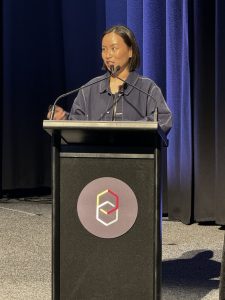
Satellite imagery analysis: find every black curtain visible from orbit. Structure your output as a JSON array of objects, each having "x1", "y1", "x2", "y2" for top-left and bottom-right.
[
  {"x1": 192, "y1": 1, "x2": 216, "y2": 222},
  {"x1": 214, "y1": 0, "x2": 225, "y2": 225},
  {"x1": 2, "y1": 0, "x2": 106, "y2": 195},
  {"x1": 0, "y1": 1, "x2": 3, "y2": 194}
]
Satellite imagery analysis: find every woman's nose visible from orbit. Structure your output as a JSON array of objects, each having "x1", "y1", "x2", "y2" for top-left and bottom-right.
[{"x1": 105, "y1": 49, "x2": 113, "y2": 58}]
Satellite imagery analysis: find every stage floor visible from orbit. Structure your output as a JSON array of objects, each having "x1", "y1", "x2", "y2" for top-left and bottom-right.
[{"x1": 0, "y1": 198, "x2": 224, "y2": 299}]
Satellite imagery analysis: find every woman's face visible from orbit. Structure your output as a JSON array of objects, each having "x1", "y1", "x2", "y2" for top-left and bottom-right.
[{"x1": 101, "y1": 32, "x2": 132, "y2": 72}]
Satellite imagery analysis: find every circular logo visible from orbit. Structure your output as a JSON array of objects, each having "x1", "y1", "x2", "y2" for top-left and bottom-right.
[{"x1": 77, "y1": 177, "x2": 138, "y2": 238}]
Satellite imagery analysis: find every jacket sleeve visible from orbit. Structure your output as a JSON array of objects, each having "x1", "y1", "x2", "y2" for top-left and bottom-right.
[
  {"x1": 68, "y1": 89, "x2": 87, "y2": 120},
  {"x1": 147, "y1": 84, "x2": 172, "y2": 134}
]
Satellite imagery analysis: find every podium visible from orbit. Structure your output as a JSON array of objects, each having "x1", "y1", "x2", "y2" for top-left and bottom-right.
[{"x1": 43, "y1": 120, "x2": 168, "y2": 300}]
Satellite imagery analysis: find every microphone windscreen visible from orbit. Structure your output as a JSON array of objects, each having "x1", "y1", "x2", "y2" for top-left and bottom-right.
[
  {"x1": 115, "y1": 65, "x2": 121, "y2": 72},
  {"x1": 109, "y1": 65, "x2": 115, "y2": 73}
]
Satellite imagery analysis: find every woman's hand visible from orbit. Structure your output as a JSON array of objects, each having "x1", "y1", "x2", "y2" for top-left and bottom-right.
[{"x1": 47, "y1": 105, "x2": 68, "y2": 120}]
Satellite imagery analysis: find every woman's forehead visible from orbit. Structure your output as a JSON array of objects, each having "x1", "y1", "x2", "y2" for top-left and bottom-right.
[{"x1": 102, "y1": 32, "x2": 124, "y2": 45}]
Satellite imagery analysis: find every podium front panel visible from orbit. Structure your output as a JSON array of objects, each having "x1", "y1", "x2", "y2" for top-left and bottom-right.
[{"x1": 56, "y1": 152, "x2": 160, "y2": 300}]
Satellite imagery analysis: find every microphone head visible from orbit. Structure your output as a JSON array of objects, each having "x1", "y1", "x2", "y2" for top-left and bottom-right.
[
  {"x1": 109, "y1": 65, "x2": 115, "y2": 74},
  {"x1": 115, "y1": 65, "x2": 121, "y2": 72},
  {"x1": 109, "y1": 65, "x2": 121, "y2": 75}
]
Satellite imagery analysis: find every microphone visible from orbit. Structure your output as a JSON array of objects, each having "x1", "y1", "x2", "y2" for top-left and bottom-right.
[
  {"x1": 111, "y1": 65, "x2": 158, "y2": 121},
  {"x1": 109, "y1": 65, "x2": 120, "y2": 76},
  {"x1": 102, "y1": 65, "x2": 126, "y2": 121},
  {"x1": 49, "y1": 67, "x2": 118, "y2": 120}
]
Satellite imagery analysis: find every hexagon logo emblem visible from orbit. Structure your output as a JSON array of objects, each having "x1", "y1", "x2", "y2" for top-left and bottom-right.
[
  {"x1": 96, "y1": 189, "x2": 119, "y2": 226},
  {"x1": 77, "y1": 177, "x2": 138, "y2": 238}
]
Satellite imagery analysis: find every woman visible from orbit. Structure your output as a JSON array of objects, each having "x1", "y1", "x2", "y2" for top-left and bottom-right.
[{"x1": 49, "y1": 25, "x2": 172, "y2": 134}]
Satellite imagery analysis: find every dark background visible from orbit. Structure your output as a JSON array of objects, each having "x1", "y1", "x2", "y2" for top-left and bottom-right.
[{"x1": 1, "y1": 0, "x2": 225, "y2": 224}]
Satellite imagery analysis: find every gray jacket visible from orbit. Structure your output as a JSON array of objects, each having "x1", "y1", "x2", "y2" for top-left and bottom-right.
[{"x1": 69, "y1": 71, "x2": 172, "y2": 134}]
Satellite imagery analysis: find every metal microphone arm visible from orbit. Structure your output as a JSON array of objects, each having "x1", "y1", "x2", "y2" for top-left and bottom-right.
[
  {"x1": 112, "y1": 66, "x2": 158, "y2": 122},
  {"x1": 50, "y1": 69, "x2": 118, "y2": 120}
]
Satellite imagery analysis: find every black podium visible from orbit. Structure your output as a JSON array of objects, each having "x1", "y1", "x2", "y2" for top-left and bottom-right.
[{"x1": 43, "y1": 120, "x2": 168, "y2": 300}]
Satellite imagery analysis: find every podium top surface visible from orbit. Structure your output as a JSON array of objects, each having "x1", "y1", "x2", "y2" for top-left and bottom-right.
[{"x1": 43, "y1": 120, "x2": 168, "y2": 147}]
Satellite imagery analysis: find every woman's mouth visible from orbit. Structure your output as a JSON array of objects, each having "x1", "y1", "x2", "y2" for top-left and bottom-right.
[{"x1": 106, "y1": 61, "x2": 115, "y2": 67}]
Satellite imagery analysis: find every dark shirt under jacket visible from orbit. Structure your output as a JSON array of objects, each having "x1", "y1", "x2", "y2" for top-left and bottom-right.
[{"x1": 69, "y1": 71, "x2": 172, "y2": 134}]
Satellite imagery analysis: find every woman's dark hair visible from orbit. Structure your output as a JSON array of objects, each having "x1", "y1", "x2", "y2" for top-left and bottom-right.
[{"x1": 102, "y1": 25, "x2": 140, "y2": 72}]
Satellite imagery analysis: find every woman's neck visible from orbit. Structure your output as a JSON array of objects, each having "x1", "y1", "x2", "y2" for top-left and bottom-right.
[
  {"x1": 109, "y1": 67, "x2": 130, "y2": 94},
  {"x1": 115, "y1": 67, "x2": 130, "y2": 80}
]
